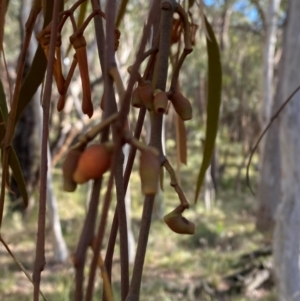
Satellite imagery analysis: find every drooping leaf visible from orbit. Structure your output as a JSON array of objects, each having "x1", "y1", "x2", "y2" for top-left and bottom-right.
[
  {"x1": 14, "y1": 0, "x2": 54, "y2": 123},
  {"x1": 0, "y1": 79, "x2": 8, "y2": 121},
  {"x1": 0, "y1": 105, "x2": 28, "y2": 208},
  {"x1": 188, "y1": 0, "x2": 196, "y2": 8},
  {"x1": 0, "y1": 80, "x2": 6, "y2": 139},
  {"x1": 77, "y1": 0, "x2": 88, "y2": 27},
  {"x1": 0, "y1": 0, "x2": 8, "y2": 51},
  {"x1": 9, "y1": 147, "x2": 29, "y2": 208},
  {"x1": 194, "y1": 16, "x2": 222, "y2": 203},
  {"x1": 116, "y1": 0, "x2": 129, "y2": 27}
]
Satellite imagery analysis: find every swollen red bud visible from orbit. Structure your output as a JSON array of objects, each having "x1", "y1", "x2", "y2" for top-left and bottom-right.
[
  {"x1": 169, "y1": 91, "x2": 193, "y2": 121},
  {"x1": 139, "y1": 149, "x2": 160, "y2": 195},
  {"x1": 62, "y1": 148, "x2": 83, "y2": 192},
  {"x1": 153, "y1": 90, "x2": 168, "y2": 114},
  {"x1": 164, "y1": 205, "x2": 195, "y2": 235},
  {"x1": 73, "y1": 143, "x2": 113, "y2": 184},
  {"x1": 137, "y1": 81, "x2": 154, "y2": 111}
]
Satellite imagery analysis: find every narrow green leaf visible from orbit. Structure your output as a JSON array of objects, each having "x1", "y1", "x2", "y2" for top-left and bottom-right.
[
  {"x1": 15, "y1": 44, "x2": 47, "y2": 122},
  {"x1": 194, "y1": 16, "x2": 222, "y2": 203},
  {"x1": 116, "y1": 0, "x2": 129, "y2": 27},
  {"x1": 77, "y1": 1, "x2": 88, "y2": 27},
  {"x1": 188, "y1": 0, "x2": 196, "y2": 8},
  {"x1": 9, "y1": 147, "x2": 29, "y2": 208},
  {"x1": 14, "y1": 0, "x2": 54, "y2": 123},
  {"x1": 0, "y1": 79, "x2": 8, "y2": 121},
  {"x1": 0, "y1": 100, "x2": 28, "y2": 208}
]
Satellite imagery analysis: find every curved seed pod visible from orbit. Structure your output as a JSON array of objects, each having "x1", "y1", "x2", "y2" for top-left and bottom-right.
[
  {"x1": 62, "y1": 148, "x2": 83, "y2": 192},
  {"x1": 138, "y1": 81, "x2": 154, "y2": 111},
  {"x1": 139, "y1": 149, "x2": 160, "y2": 195},
  {"x1": 153, "y1": 89, "x2": 169, "y2": 114},
  {"x1": 164, "y1": 205, "x2": 195, "y2": 235},
  {"x1": 73, "y1": 143, "x2": 113, "y2": 184},
  {"x1": 131, "y1": 87, "x2": 143, "y2": 108},
  {"x1": 169, "y1": 91, "x2": 193, "y2": 121},
  {"x1": 70, "y1": 34, "x2": 93, "y2": 118}
]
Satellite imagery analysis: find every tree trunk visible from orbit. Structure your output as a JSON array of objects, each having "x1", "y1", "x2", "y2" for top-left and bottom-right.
[
  {"x1": 256, "y1": 0, "x2": 281, "y2": 233},
  {"x1": 47, "y1": 145, "x2": 69, "y2": 263},
  {"x1": 261, "y1": 0, "x2": 281, "y2": 129},
  {"x1": 273, "y1": 1, "x2": 300, "y2": 299}
]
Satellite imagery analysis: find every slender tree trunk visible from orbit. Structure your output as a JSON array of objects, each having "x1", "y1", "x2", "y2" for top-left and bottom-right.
[
  {"x1": 273, "y1": 1, "x2": 300, "y2": 299},
  {"x1": 256, "y1": 0, "x2": 281, "y2": 233},
  {"x1": 219, "y1": 0, "x2": 232, "y2": 51},
  {"x1": 47, "y1": 145, "x2": 69, "y2": 263},
  {"x1": 261, "y1": 0, "x2": 281, "y2": 129}
]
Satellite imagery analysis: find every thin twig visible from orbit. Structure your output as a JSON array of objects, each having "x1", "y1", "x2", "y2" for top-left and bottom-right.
[
  {"x1": 0, "y1": 235, "x2": 47, "y2": 301},
  {"x1": 126, "y1": 2, "x2": 175, "y2": 300},
  {"x1": 246, "y1": 84, "x2": 300, "y2": 195},
  {"x1": 32, "y1": 0, "x2": 61, "y2": 300},
  {"x1": 163, "y1": 159, "x2": 189, "y2": 208}
]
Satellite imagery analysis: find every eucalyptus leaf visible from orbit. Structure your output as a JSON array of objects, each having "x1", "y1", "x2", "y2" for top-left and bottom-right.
[
  {"x1": 0, "y1": 105, "x2": 28, "y2": 208},
  {"x1": 194, "y1": 16, "x2": 222, "y2": 203},
  {"x1": 0, "y1": 79, "x2": 8, "y2": 121},
  {"x1": 9, "y1": 147, "x2": 29, "y2": 208}
]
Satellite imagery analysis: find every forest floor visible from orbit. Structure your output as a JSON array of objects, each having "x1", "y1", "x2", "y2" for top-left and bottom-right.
[{"x1": 0, "y1": 144, "x2": 275, "y2": 301}]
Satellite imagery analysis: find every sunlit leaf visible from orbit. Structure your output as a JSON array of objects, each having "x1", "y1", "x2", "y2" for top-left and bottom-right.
[{"x1": 194, "y1": 16, "x2": 222, "y2": 203}]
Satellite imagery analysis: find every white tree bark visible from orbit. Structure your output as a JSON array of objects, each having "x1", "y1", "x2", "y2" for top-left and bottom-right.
[
  {"x1": 257, "y1": 0, "x2": 281, "y2": 233},
  {"x1": 262, "y1": 0, "x2": 281, "y2": 129},
  {"x1": 46, "y1": 146, "x2": 69, "y2": 263},
  {"x1": 273, "y1": 1, "x2": 300, "y2": 299}
]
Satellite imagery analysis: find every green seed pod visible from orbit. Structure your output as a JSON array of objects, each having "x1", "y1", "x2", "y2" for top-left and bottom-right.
[
  {"x1": 138, "y1": 81, "x2": 154, "y2": 111},
  {"x1": 153, "y1": 89, "x2": 168, "y2": 114},
  {"x1": 139, "y1": 149, "x2": 160, "y2": 195},
  {"x1": 131, "y1": 87, "x2": 143, "y2": 108},
  {"x1": 164, "y1": 205, "x2": 195, "y2": 235},
  {"x1": 62, "y1": 148, "x2": 82, "y2": 192},
  {"x1": 169, "y1": 91, "x2": 193, "y2": 121}
]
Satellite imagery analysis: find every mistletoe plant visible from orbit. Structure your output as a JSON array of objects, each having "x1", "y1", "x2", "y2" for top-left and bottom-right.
[{"x1": 0, "y1": 0, "x2": 222, "y2": 300}]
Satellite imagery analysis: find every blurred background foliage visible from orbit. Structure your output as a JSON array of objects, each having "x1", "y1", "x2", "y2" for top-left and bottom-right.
[{"x1": 0, "y1": 0, "x2": 286, "y2": 300}]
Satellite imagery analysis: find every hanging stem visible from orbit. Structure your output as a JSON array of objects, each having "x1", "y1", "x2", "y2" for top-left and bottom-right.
[
  {"x1": 32, "y1": 1, "x2": 61, "y2": 300},
  {"x1": 125, "y1": 1, "x2": 175, "y2": 300},
  {"x1": 73, "y1": 0, "x2": 107, "y2": 299}
]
